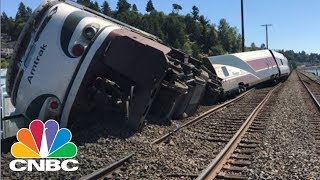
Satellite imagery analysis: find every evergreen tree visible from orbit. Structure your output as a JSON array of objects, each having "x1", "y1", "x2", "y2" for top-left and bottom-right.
[
  {"x1": 163, "y1": 15, "x2": 186, "y2": 48},
  {"x1": 90, "y1": 1, "x2": 100, "y2": 12},
  {"x1": 199, "y1": 15, "x2": 209, "y2": 26},
  {"x1": 116, "y1": 0, "x2": 131, "y2": 14},
  {"x1": 132, "y1": 4, "x2": 138, "y2": 12},
  {"x1": 250, "y1": 42, "x2": 258, "y2": 51},
  {"x1": 191, "y1": 6, "x2": 199, "y2": 20},
  {"x1": 12, "y1": 3, "x2": 32, "y2": 40},
  {"x1": 26, "y1": 7, "x2": 32, "y2": 16},
  {"x1": 101, "y1": 1, "x2": 111, "y2": 16},
  {"x1": 1, "y1": 12, "x2": 9, "y2": 33},
  {"x1": 172, "y1": 4, "x2": 182, "y2": 14},
  {"x1": 15, "y1": 2, "x2": 27, "y2": 20},
  {"x1": 260, "y1": 43, "x2": 266, "y2": 49},
  {"x1": 77, "y1": 0, "x2": 91, "y2": 7},
  {"x1": 146, "y1": 0, "x2": 155, "y2": 13},
  {"x1": 217, "y1": 19, "x2": 233, "y2": 52}
]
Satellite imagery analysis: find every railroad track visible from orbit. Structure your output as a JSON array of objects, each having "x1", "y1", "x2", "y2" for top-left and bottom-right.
[
  {"x1": 0, "y1": 89, "x2": 254, "y2": 179},
  {"x1": 297, "y1": 71, "x2": 320, "y2": 155},
  {"x1": 297, "y1": 71, "x2": 320, "y2": 110},
  {"x1": 80, "y1": 84, "x2": 282, "y2": 179},
  {"x1": 78, "y1": 89, "x2": 254, "y2": 179},
  {"x1": 197, "y1": 83, "x2": 281, "y2": 179}
]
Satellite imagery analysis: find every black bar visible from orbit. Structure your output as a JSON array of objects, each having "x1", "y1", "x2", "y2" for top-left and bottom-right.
[
  {"x1": 241, "y1": 0, "x2": 245, "y2": 52},
  {"x1": 2, "y1": 114, "x2": 25, "y2": 121}
]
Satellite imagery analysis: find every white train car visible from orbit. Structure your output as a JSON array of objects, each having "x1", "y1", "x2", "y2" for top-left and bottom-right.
[
  {"x1": 207, "y1": 50, "x2": 290, "y2": 94},
  {"x1": 4, "y1": 0, "x2": 175, "y2": 137},
  {"x1": 3, "y1": 0, "x2": 222, "y2": 138}
]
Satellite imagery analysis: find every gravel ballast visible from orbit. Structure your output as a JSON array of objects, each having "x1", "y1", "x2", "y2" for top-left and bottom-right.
[{"x1": 245, "y1": 71, "x2": 320, "y2": 179}]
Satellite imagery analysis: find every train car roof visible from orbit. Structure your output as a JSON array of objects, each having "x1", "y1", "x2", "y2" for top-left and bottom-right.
[
  {"x1": 207, "y1": 50, "x2": 275, "y2": 75},
  {"x1": 208, "y1": 50, "x2": 273, "y2": 63},
  {"x1": 271, "y1": 50, "x2": 288, "y2": 60}
]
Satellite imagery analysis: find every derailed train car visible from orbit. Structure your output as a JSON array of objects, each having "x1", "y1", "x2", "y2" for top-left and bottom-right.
[
  {"x1": 3, "y1": 0, "x2": 222, "y2": 138},
  {"x1": 207, "y1": 49, "x2": 290, "y2": 95}
]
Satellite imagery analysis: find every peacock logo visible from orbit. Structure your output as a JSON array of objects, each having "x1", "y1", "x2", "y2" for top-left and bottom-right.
[{"x1": 11, "y1": 119, "x2": 77, "y2": 158}]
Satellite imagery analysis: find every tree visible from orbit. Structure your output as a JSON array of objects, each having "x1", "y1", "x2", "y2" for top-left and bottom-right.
[
  {"x1": 90, "y1": 1, "x2": 100, "y2": 12},
  {"x1": 211, "y1": 44, "x2": 226, "y2": 56},
  {"x1": 202, "y1": 26, "x2": 217, "y2": 53},
  {"x1": 172, "y1": 4, "x2": 182, "y2": 14},
  {"x1": 101, "y1": 1, "x2": 111, "y2": 16},
  {"x1": 260, "y1": 43, "x2": 266, "y2": 49},
  {"x1": 77, "y1": 0, "x2": 91, "y2": 7},
  {"x1": 217, "y1": 19, "x2": 232, "y2": 52},
  {"x1": 141, "y1": 11, "x2": 165, "y2": 40},
  {"x1": 26, "y1": 7, "x2": 32, "y2": 16},
  {"x1": 132, "y1": 4, "x2": 138, "y2": 12},
  {"x1": 11, "y1": 3, "x2": 32, "y2": 40},
  {"x1": 1, "y1": 12, "x2": 9, "y2": 33},
  {"x1": 88, "y1": 1, "x2": 100, "y2": 12},
  {"x1": 163, "y1": 15, "x2": 186, "y2": 48},
  {"x1": 250, "y1": 42, "x2": 258, "y2": 51},
  {"x1": 15, "y1": 2, "x2": 28, "y2": 20},
  {"x1": 146, "y1": 0, "x2": 155, "y2": 13},
  {"x1": 199, "y1": 15, "x2": 209, "y2": 26},
  {"x1": 77, "y1": 0, "x2": 100, "y2": 12},
  {"x1": 191, "y1": 6, "x2": 199, "y2": 20},
  {"x1": 116, "y1": 0, "x2": 131, "y2": 14},
  {"x1": 184, "y1": 14, "x2": 201, "y2": 41}
]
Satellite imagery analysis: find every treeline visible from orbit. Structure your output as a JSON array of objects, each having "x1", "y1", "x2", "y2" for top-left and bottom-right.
[
  {"x1": 1, "y1": 3, "x2": 32, "y2": 41},
  {"x1": 76, "y1": 0, "x2": 245, "y2": 58},
  {"x1": 1, "y1": 0, "x2": 319, "y2": 68},
  {"x1": 277, "y1": 50, "x2": 320, "y2": 66},
  {"x1": 1, "y1": 0, "x2": 244, "y2": 59}
]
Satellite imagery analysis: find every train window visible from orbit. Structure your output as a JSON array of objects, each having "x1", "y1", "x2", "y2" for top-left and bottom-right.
[{"x1": 221, "y1": 66, "x2": 229, "y2": 77}]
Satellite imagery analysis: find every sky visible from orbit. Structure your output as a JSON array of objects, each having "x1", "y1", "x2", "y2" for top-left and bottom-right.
[{"x1": 1, "y1": 0, "x2": 320, "y2": 53}]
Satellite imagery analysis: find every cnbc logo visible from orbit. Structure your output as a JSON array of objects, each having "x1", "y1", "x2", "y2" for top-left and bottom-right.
[{"x1": 9, "y1": 120, "x2": 79, "y2": 171}]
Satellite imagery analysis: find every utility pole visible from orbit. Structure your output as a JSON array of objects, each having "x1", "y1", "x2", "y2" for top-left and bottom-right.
[
  {"x1": 261, "y1": 24, "x2": 272, "y2": 49},
  {"x1": 241, "y1": 0, "x2": 245, "y2": 52}
]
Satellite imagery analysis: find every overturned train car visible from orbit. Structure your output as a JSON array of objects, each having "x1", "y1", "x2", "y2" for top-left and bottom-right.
[
  {"x1": 3, "y1": 0, "x2": 222, "y2": 137},
  {"x1": 207, "y1": 49, "x2": 290, "y2": 95}
]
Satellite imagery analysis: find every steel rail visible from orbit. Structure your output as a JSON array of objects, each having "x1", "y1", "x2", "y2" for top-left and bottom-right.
[
  {"x1": 79, "y1": 88, "x2": 255, "y2": 179},
  {"x1": 79, "y1": 153, "x2": 134, "y2": 180},
  {"x1": 151, "y1": 88, "x2": 255, "y2": 145},
  {"x1": 297, "y1": 71, "x2": 320, "y2": 111},
  {"x1": 196, "y1": 83, "x2": 281, "y2": 180},
  {"x1": 298, "y1": 71, "x2": 320, "y2": 85}
]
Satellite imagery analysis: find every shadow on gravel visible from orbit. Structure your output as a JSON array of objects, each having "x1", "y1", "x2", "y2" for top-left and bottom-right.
[
  {"x1": 1, "y1": 137, "x2": 17, "y2": 153},
  {"x1": 256, "y1": 80, "x2": 281, "y2": 89},
  {"x1": 71, "y1": 110, "x2": 136, "y2": 145},
  {"x1": 70, "y1": 109, "x2": 172, "y2": 146}
]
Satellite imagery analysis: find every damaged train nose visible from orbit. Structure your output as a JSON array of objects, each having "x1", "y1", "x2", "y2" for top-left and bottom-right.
[{"x1": 3, "y1": 0, "x2": 222, "y2": 138}]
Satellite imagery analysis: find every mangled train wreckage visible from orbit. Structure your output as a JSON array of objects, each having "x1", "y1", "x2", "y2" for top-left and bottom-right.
[{"x1": 2, "y1": 0, "x2": 222, "y2": 138}]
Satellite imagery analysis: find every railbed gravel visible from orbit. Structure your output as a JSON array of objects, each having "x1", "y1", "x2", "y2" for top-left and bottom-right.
[
  {"x1": 244, "y1": 71, "x2": 320, "y2": 179},
  {"x1": 0, "y1": 101, "x2": 216, "y2": 179},
  {"x1": 112, "y1": 87, "x2": 273, "y2": 179}
]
